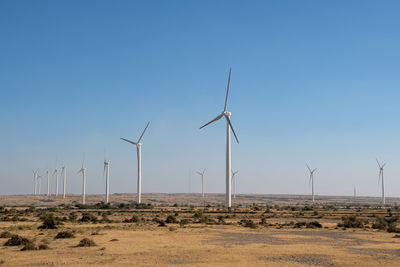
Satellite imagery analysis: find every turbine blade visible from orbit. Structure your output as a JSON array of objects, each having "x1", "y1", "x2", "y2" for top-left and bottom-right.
[
  {"x1": 224, "y1": 68, "x2": 231, "y2": 111},
  {"x1": 376, "y1": 159, "x2": 381, "y2": 168},
  {"x1": 306, "y1": 164, "x2": 311, "y2": 173},
  {"x1": 203, "y1": 168, "x2": 206, "y2": 174},
  {"x1": 382, "y1": 163, "x2": 386, "y2": 168},
  {"x1": 120, "y1": 137, "x2": 137, "y2": 145},
  {"x1": 196, "y1": 171, "x2": 202, "y2": 175},
  {"x1": 138, "y1": 121, "x2": 150, "y2": 143},
  {"x1": 313, "y1": 168, "x2": 317, "y2": 173},
  {"x1": 309, "y1": 174, "x2": 312, "y2": 184},
  {"x1": 199, "y1": 114, "x2": 223, "y2": 129},
  {"x1": 225, "y1": 116, "x2": 239, "y2": 144}
]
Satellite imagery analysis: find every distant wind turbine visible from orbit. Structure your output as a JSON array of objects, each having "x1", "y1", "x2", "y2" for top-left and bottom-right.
[
  {"x1": 121, "y1": 121, "x2": 150, "y2": 204},
  {"x1": 104, "y1": 159, "x2": 110, "y2": 204},
  {"x1": 232, "y1": 170, "x2": 238, "y2": 199},
  {"x1": 200, "y1": 68, "x2": 239, "y2": 208},
  {"x1": 376, "y1": 159, "x2": 386, "y2": 205},
  {"x1": 196, "y1": 169, "x2": 206, "y2": 198},
  {"x1": 77, "y1": 159, "x2": 86, "y2": 205},
  {"x1": 307, "y1": 164, "x2": 317, "y2": 204},
  {"x1": 62, "y1": 166, "x2": 66, "y2": 198},
  {"x1": 46, "y1": 170, "x2": 50, "y2": 196},
  {"x1": 37, "y1": 174, "x2": 42, "y2": 195},
  {"x1": 32, "y1": 169, "x2": 39, "y2": 195},
  {"x1": 53, "y1": 168, "x2": 59, "y2": 197}
]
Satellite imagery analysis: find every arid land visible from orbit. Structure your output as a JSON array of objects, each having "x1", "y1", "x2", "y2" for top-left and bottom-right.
[{"x1": 0, "y1": 194, "x2": 400, "y2": 266}]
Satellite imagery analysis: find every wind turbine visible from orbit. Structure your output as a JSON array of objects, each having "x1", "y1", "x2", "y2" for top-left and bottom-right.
[
  {"x1": 32, "y1": 169, "x2": 38, "y2": 195},
  {"x1": 232, "y1": 170, "x2": 238, "y2": 199},
  {"x1": 37, "y1": 174, "x2": 42, "y2": 195},
  {"x1": 62, "y1": 166, "x2": 66, "y2": 198},
  {"x1": 104, "y1": 159, "x2": 110, "y2": 204},
  {"x1": 77, "y1": 159, "x2": 86, "y2": 205},
  {"x1": 46, "y1": 170, "x2": 50, "y2": 196},
  {"x1": 199, "y1": 68, "x2": 239, "y2": 208},
  {"x1": 121, "y1": 121, "x2": 150, "y2": 204},
  {"x1": 376, "y1": 159, "x2": 386, "y2": 205},
  {"x1": 53, "y1": 168, "x2": 59, "y2": 197},
  {"x1": 307, "y1": 164, "x2": 317, "y2": 204},
  {"x1": 196, "y1": 169, "x2": 206, "y2": 198}
]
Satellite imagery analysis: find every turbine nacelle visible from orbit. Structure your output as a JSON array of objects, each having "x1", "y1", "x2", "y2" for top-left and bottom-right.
[{"x1": 223, "y1": 111, "x2": 231, "y2": 117}]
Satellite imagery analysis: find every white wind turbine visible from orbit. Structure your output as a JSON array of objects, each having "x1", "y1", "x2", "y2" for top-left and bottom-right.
[
  {"x1": 77, "y1": 159, "x2": 86, "y2": 205},
  {"x1": 307, "y1": 164, "x2": 317, "y2": 204},
  {"x1": 376, "y1": 159, "x2": 386, "y2": 205},
  {"x1": 121, "y1": 121, "x2": 150, "y2": 204},
  {"x1": 37, "y1": 174, "x2": 42, "y2": 195},
  {"x1": 104, "y1": 159, "x2": 110, "y2": 204},
  {"x1": 196, "y1": 169, "x2": 206, "y2": 198},
  {"x1": 32, "y1": 169, "x2": 39, "y2": 195},
  {"x1": 53, "y1": 167, "x2": 59, "y2": 197},
  {"x1": 232, "y1": 170, "x2": 238, "y2": 199},
  {"x1": 46, "y1": 170, "x2": 50, "y2": 196},
  {"x1": 62, "y1": 166, "x2": 66, "y2": 198},
  {"x1": 200, "y1": 68, "x2": 239, "y2": 208}
]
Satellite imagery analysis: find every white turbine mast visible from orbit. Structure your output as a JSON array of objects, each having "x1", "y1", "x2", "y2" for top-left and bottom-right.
[
  {"x1": 196, "y1": 169, "x2": 206, "y2": 198},
  {"x1": 32, "y1": 169, "x2": 39, "y2": 195},
  {"x1": 104, "y1": 157, "x2": 110, "y2": 204},
  {"x1": 62, "y1": 166, "x2": 67, "y2": 198},
  {"x1": 53, "y1": 167, "x2": 59, "y2": 197},
  {"x1": 77, "y1": 158, "x2": 86, "y2": 205},
  {"x1": 46, "y1": 170, "x2": 50, "y2": 196},
  {"x1": 232, "y1": 170, "x2": 238, "y2": 199},
  {"x1": 121, "y1": 121, "x2": 150, "y2": 204},
  {"x1": 376, "y1": 159, "x2": 386, "y2": 205},
  {"x1": 37, "y1": 174, "x2": 42, "y2": 195},
  {"x1": 200, "y1": 68, "x2": 239, "y2": 208},
  {"x1": 307, "y1": 164, "x2": 317, "y2": 204}
]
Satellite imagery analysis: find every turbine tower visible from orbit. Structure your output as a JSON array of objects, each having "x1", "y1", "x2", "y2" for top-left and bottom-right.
[
  {"x1": 232, "y1": 170, "x2": 238, "y2": 199},
  {"x1": 121, "y1": 121, "x2": 150, "y2": 204},
  {"x1": 32, "y1": 169, "x2": 38, "y2": 195},
  {"x1": 376, "y1": 159, "x2": 386, "y2": 205},
  {"x1": 104, "y1": 160, "x2": 110, "y2": 204},
  {"x1": 200, "y1": 68, "x2": 239, "y2": 208},
  {"x1": 78, "y1": 161, "x2": 86, "y2": 205},
  {"x1": 196, "y1": 169, "x2": 206, "y2": 198},
  {"x1": 37, "y1": 174, "x2": 42, "y2": 195},
  {"x1": 53, "y1": 168, "x2": 59, "y2": 197},
  {"x1": 307, "y1": 164, "x2": 317, "y2": 204},
  {"x1": 46, "y1": 170, "x2": 50, "y2": 196},
  {"x1": 62, "y1": 166, "x2": 66, "y2": 198}
]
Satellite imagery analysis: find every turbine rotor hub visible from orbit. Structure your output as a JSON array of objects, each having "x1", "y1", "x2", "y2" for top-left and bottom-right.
[
  {"x1": 224, "y1": 111, "x2": 231, "y2": 116},
  {"x1": 137, "y1": 142, "x2": 142, "y2": 147}
]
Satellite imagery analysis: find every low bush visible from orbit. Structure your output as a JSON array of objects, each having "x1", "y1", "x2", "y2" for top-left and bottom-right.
[
  {"x1": 38, "y1": 214, "x2": 60, "y2": 229},
  {"x1": 240, "y1": 219, "x2": 257, "y2": 229},
  {"x1": 79, "y1": 213, "x2": 98, "y2": 223},
  {"x1": 38, "y1": 244, "x2": 50, "y2": 250},
  {"x1": 77, "y1": 238, "x2": 96, "y2": 247},
  {"x1": 0, "y1": 231, "x2": 12, "y2": 238},
  {"x1": 20, "y1": 241, "x2": 36, "y2": 251},
  {"x1": 4, "y1": 235, "x2": 32, "y2": 246},
  {"x1": 165, "y1": 215, "x2": 177, "y2": 223},
  {"x1": 55, "y1": 231, "x2": 75, "y2": 239},
  {"x1": 338, "y1": 216, "x2": 365, "y2": 228},
  {"x1": 123, "y1": 215, "x2": 141, "y2": 223}
]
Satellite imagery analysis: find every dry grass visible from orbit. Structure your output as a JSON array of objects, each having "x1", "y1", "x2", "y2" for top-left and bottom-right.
[{"x1": 1, "y1": 194, "x2": 400, "y2": 266}]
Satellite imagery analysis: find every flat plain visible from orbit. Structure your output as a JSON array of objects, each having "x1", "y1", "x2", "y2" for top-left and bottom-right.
[{"x1": 1, "y1": 194, "x2": 400, "y2": 266}]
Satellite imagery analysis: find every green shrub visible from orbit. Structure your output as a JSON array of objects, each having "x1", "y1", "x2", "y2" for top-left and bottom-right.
[
  {"x1": 38, "y1": 214, "x2": 60, "y2": 229},
  {"x1": 79, "y1": 213, "x2": 98, "y2": 223},
  {"x1": 77, "y1": 238, "x2": 96, "y2": 247},
  {"x1": 4, "y1": 235, "x2": 32, "y2": 246},
  {"x1": 55, "y1": 231, "x2": 75, "y2": 239},
  {"x1": 0, "y1": 231, "x2": 12, "y2": 238},
  {"x1": 38, "y1": 244, "x2": 49, "y2": 250},
  {"x1": 165, "y1": 215, "x2": 177, "y2": 223}
]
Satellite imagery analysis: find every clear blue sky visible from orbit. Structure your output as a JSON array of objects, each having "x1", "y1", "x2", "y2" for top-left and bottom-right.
[{"x1": 1, "y1": 1, "x2": 400, "y2": 197}]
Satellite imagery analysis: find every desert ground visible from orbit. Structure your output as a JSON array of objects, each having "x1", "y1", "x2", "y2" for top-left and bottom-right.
[{"x1": 1, "y1": 194, "x2": 400, "y2": 266}]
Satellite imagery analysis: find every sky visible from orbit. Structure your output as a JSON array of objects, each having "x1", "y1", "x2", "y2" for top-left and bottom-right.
[{"x1": 1, "y1": 1, "x2": 400, "y2": 197}]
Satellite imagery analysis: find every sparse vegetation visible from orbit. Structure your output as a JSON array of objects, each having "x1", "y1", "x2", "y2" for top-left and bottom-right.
[
  {"x1": 77, "y1": 238, "x2": 96, "y2": 247},
  {"x1": 4, "y1": 235, "x2": 32, "y2": 246},
  {"x1": 55, "y1": 231, "x2": 75, "y2": 239}
]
